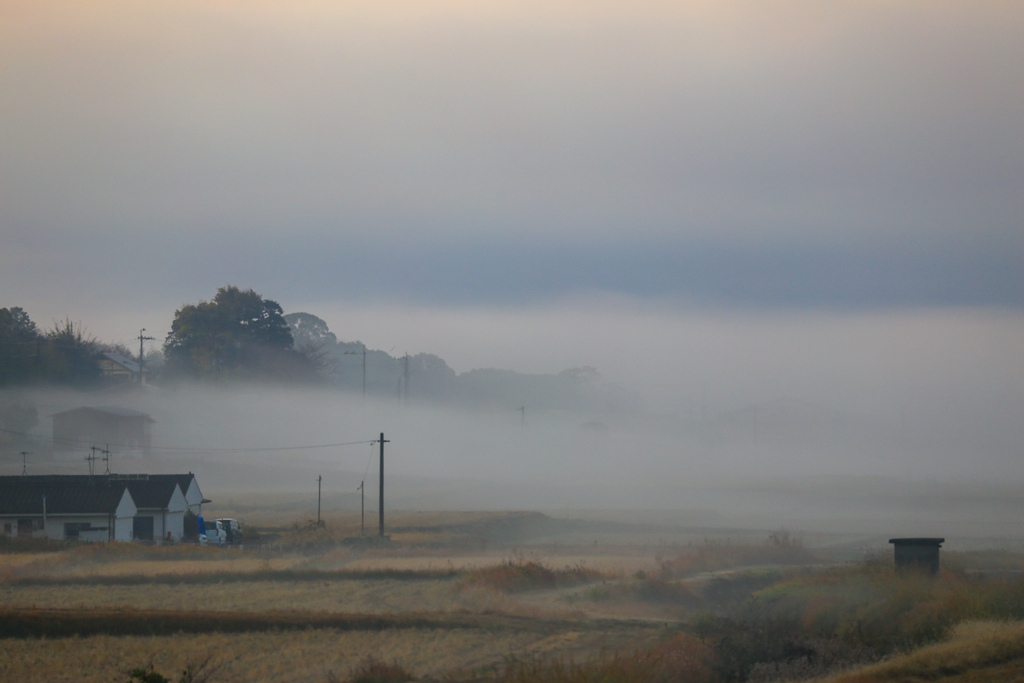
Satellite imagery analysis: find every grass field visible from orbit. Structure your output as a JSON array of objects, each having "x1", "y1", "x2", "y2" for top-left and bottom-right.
[{"x1": 4, "y1": 508, "x2": 1024, "y2": 682}]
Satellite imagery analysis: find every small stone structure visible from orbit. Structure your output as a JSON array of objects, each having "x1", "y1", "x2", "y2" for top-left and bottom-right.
[{"x1": 889, "y1": 537, "x2": 944, "y2": 576}]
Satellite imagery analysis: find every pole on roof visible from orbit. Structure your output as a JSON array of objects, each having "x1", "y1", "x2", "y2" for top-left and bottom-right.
[{"x1": 20, "y1": 451, "x2": 29, "y2": 476}]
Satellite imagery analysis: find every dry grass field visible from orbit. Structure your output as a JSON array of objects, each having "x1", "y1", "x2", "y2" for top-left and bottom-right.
[
  {"x1": 0, "y1": 624, "x2": 664, "y2": 683},
  {"x1": 4, "y1": 506, "x2": 1024, "y2": 682}
]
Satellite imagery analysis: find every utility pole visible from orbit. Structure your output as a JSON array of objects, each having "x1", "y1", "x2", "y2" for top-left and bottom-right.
[
  {"x1": 137, "y1": 329, "x2": 154, "y2": 386},
  {"x1": 344, "y1": 344, "x2": 367, "y2": 397},
  {"x1": 358, "y1": 480, "x2": 364, "y2": 536},
  {"x1": 317, "y1": 475, "x2": 322, "y2": 527},
  {"x1": 375, "y1": 432, "x2": 389, "y2": 538},
  {"x1": 403, "y1": 354, "x2": 410, "y2": 402}
]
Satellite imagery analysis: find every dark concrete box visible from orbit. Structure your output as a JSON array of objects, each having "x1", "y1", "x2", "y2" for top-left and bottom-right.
[{"x1": 889, "y1": 537, "x2": 944, "y2": 576}]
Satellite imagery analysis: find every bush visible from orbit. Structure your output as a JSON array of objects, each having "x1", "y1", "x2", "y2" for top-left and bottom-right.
[
  {"x1": 658, "y1": 533, "x2": 821, "y2": 579},
  {"x1": 460, "y1": 553, "x2": 602, "y2": 593},
  {"x1": 494, "y1": 634, "x2": 715, "y2": 683},
  {"x1": 330, "y1": 656, "x2": 414, "y2": 683}
]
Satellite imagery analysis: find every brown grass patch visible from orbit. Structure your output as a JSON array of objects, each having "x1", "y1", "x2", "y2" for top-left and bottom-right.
[
  {"x1": 816, "y1": 620, "x2": 1024, "y2": 682},
  {"x1": 0, "y1": 577, "x2": 508, "y2": 614},
  {"x1": 459, "y1": 554, "x2": 604, "y2": 593},
  {"x1": 0, "y1": 617, "x2": 666, "y2": 683}
]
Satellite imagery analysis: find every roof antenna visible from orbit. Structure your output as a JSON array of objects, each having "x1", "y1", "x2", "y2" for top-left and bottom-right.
[
  {"x1": 86, "y1": 446, "x2": 99, "y2": 476},
  {"x1": 20, "y1": 451, "x2": 29, "y2": 476},
  {"x1": 102, "y1": 445, "x2": 111, "y2": 474}
]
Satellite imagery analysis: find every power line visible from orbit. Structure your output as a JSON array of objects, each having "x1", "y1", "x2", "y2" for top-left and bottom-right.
[{"x1": 0, "y1": 427, "x2": 374, "y2": 454}]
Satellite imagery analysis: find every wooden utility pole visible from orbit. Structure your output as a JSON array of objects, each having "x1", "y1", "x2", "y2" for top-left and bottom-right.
[
  {"x1": 358, "y1": 481, "x2": 365, "y2": 536},
  {"x1": 137, "y1": 329, "x2": 154, "y2": 385},
  {"x1": 377, "y1": 433, "x2": 389, "y2": 538},
  {"x1": 403, "y1": 354, "x2": 409, "y2": 402},
  {"x1": 344, "y1": 344, "x2": 367, "y2": 396}
]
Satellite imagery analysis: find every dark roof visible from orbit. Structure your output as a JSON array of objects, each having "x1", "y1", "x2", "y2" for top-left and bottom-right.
[
  {"x1": 102, "y1": 353, "x2": 143, "y2": 374},
  {"x1": 51, "y1": 406, "x2": 155, "y2": 422},
  {"x1": 0, "y1": 476, "x2": 130, "y2": 515},
  {"x1": 889, "y1": 537, "x2": 946, "y2": 545},
  {"x1": 146, "y1": 473, "x2": 195, "y2": 492},
  {"x1": 121, "y1": 478, "x2": 180, "y2": 510}
]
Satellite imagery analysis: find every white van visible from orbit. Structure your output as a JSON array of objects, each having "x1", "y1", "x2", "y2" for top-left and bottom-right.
[{"x1": 217, "y1": 518, "x2": 242, "y2": 544}]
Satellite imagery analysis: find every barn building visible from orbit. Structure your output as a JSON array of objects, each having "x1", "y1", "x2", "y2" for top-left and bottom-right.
[
  {"x1": 0, "y1": 473, "x2": 206, "y2": 543},
  {"x1": 51, "y1": 406, "x2": 155, "y2": 453}
]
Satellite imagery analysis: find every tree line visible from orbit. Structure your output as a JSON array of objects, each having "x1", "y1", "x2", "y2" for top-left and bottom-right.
[{"x1": 2, "y1": 286, "x2": 634, "y2": 412}]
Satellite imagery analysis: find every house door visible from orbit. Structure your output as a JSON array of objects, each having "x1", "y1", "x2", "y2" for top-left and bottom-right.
[{"x1": 133, "y1": 516, "x2": 154, "y2": 541}]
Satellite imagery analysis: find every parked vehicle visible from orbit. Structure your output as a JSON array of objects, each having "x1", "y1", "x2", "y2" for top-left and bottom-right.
[
  {"x1": 197, "y1": 517, "x2": 243, "y2": 546},
  {"x1": 217, "y1": 518, "x2": 242, "y2": 544}
]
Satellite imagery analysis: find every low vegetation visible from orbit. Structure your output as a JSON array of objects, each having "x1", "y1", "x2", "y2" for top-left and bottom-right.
[
  {"x1": 5, "y1": 519, "x2": 1024, "y2": 682},
  {"x1": 657, "y1": 530, "x2": 822, "y2": 579},
  {"x1": 459, "y1": 551, "x2": 604, "y2": 593}
]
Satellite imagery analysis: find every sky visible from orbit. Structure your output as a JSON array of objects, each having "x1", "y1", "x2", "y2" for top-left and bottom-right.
[{"x1": 2, "y1": 1, "x2": 1023, "y2": 479}]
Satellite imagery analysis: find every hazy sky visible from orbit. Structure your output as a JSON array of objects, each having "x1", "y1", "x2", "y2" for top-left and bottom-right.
[{"x1": 2, "y1": 2, "x2": 1022, "y2": 438}]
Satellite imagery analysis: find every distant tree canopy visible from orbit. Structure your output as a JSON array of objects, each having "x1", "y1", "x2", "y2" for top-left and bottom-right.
[
  {"x1": 164, "y1": 286, "x2": 317, "y2": 383},
  {"x1": 0, "y1": 307, "x2": 39, "y2": 384},
  {"x1": 283, "y1": 312, "x2": 337, "y2": 349},
  {"x1": 1, "y1": 307, "x2": 102, "y2": 386}
]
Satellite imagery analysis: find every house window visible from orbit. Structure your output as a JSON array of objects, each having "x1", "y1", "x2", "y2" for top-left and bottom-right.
[
  {"x1": 64, "y1": 522, "x2": 92, "y2": 539},
  {"x1": 3, "y1": 523, "x2": 11, "y2": 536}
]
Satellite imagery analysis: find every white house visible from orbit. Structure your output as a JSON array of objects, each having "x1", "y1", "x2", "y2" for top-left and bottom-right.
[
  {"x1": 0, "y1": 475, "x2": 137, "y2": 542},
  {"x1": 121, "y1": 476, "x2": 187, "y2": 541},
  {"x1": 148, "y1": 473, "x2": 209, "y2": 516},
  {"x1": 0, "y1": 473, "x2": 206, "y2": 543}
]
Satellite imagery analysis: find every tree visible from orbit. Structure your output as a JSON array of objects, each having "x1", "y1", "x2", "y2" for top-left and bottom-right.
[
  {"x1": 283, "y1": 312, "x2": 337, "y2": 349},
  {"x1": 41, "y1": 319, "x2": 102, "y2": 385},
  {"x1": 283, "y1": 312, "x2": 341, "y2": 379},
  {"x1": 163, "y1": 286, "x2": 315, "y2": 382},
  {"x1": 1, "y1": 309, "x2": 105, "y2": 386},
  {"x1": 0, "y1": 307, "x2": 41, "y2": 385}
]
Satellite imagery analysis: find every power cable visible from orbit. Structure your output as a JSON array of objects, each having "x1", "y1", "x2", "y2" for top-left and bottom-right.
[{"x1": 0, "y1": 427, "x2": 374, "y2": 454}]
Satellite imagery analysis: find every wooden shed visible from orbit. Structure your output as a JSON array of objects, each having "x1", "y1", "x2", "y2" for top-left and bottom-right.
[{"x1": 889, "y1": 537, "x2": 945, "y2": 576}]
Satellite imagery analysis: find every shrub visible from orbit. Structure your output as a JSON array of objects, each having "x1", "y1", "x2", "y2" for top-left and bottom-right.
[
  {"x1": 657, "y1": 533, "x2": 820, "y2": 580},
  {"x1": 573, "y1": 576, "x2": 701, "y2": 609},
  {"x1": 495, "y1": 634, "x2": 715, "y2": 683},
  {"x1": 460, "y1": 554, "x2": 602, "y2": 593},
  {"x1": 334, "y1": 656, "x2": 414, "y2": 683}
]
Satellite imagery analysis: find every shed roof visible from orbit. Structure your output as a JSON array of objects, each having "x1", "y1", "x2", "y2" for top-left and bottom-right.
[
  {"x1": 102, "y1": 352, "x2": 143, "y2": 374},
  {"x1": 889, "y1": 538, "x2": 945, "y2": 545},
  {"x1": 51, "y1": 406, "x2": 155, "y2": 422}
]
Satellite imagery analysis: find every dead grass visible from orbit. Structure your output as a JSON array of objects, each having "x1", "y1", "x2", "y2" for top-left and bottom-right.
[
  {"x1": 0, "y1": 622, "x2": 663, "y2": 683},
  {"x1": 814, "y1": 620, "x2": 1024, "y2": 683},
  {"x1": 0, "y1": 577, "x2": 518, "y2": 614},
  {"x1": 460, "y1": 554, "x2": 604, "y2": 593}
]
